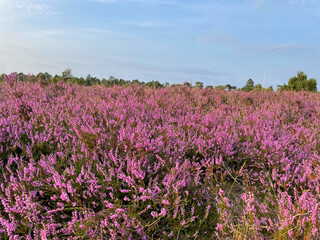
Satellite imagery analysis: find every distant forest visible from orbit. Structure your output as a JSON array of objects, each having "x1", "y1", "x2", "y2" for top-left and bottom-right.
[{"x1": 0, "y1": 68, "x2": 317, "y2": 92}]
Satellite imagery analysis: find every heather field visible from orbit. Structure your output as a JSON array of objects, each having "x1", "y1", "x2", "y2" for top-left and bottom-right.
[{"x1": 1, "y1": 77, "x2": 320, "y2": 239}]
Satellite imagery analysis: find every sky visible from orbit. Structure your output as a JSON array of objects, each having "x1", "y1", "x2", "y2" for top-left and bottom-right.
[{"x1": 0, "y1": 0, "x2": 320, "y2": 88}]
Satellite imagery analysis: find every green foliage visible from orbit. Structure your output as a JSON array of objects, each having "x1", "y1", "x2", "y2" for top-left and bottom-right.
[
  {"x1": 214, "y1": 84, "x2": 237, "y2": 91},
  {"x1": 85, "y1": 74, "x2": 100, "y2": 86},
  {"x1": 254, "y1": 83, "x2": 263, "y2": 91},
  {"x1": 278, "y1": 71, "x2": 317, "y2": 92},
  {"x1": 266, "y1": 86, "x2": 273, "y2": 91},
  {"x1": 214, "y1": 85, "x2": 226, "y2": 90},
  {"x1": 145, "y1": 80, "x2": 164, "y2": 88},
  {"x1": 242, "y1": 78, "x2": 255, "y2": 92},
  {"x1": 225, "y1": 84, "x2": 237, "y2": 91},
  {"x1": 0, "y1": 74, "x2": 5, "y2": 82},
  {"x1": 4, "y1": 70, "x2": 167, "y2": 89},
  {"x1": 241, "y1": 79, "x2": 274, "y2": 92},
  {"x1": 62, "y1": 68, "x2": 73, "y2": 82},
  {"x1": 5, "y1": 69, "x2": 315, "y2": 94},
  {"x1": 195, "y1": 81, "x2": 204, "y2": 89}
]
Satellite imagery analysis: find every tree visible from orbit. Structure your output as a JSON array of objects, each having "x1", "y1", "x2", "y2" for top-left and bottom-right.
[
  {"x1": 225, "y1": 84, "x2": 237, "y2": 91},
  {"x1": 225, "y1": 84, "x2": 232, "y2": 91},
  {"x1": 146, "y1": 80, "x2": 163, "y2": 88},
  {"x1": 62, "y1": 68, "x2": 73, "y2": 82},
  {"x1": 214, "y1": 85, "x2": 225, "y2": 90},
  {"x1": 279, "y1": 71, "x2": 317, "y2": 92},
  {"x1": 18, "y1": 72, "x2": 27, "y2": 82},
  {"x1": 37, "y1": 72, "x2": 52, "y2": 86},
  {"x1": 132, "y1": 79, "x2": 142, "y2": 85},
  {"x1": 85, "y1": 74, "x2": 100, "y2": 86},
  {"x1": 195, "y1": 81, "x2": 204, "y2": 89},
  {"x1": 242, "y1": 79, "x2": 255, "y2": 92},
  {"x1": 267, "y1": 86, "x2": 273, "y2": 91},
  {"x1": 77, "y1": 77, "x2": 86, "y2": 85},
  {"x1": 85, "y1": 74, "x2": 93, "y2": 86},
  {"x1": 254, "y1": 84, "x2": 263, "y2": 91},
  {"x1": 51, "y1": 74, "x2": 61, "y2": 84},
  {"x1": 0, "y1": 74, "x2": 5, "y2": 82}
]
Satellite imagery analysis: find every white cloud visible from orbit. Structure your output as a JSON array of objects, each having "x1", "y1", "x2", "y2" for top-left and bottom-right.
[
  {"x1": 0, "y1": 26, "x2": 165, "y2": 76},
  {"x1": 197, "y1": 34, "x2": 234, "y2": 45},
  {"x1": 0, "y1": 0, "x2": 56, "y2": 23},
  {"x1": 92, "y1": 0, "x2": 118, "y2": 2},
  {"x1": 122, "y1": 20, "x2": 167, "y2": 28},
  {"x1": 288, "y1": 0, "x2": 317, "y2": 5},
  {"x1": 261, "y1": 43, "x2": 313, "y2": 55},
  {"x1": 90, "y1": 0, "x2": 180, "y2": 5},
  {"x1": 197, "y1": 32, "x2": 315, "y2": 57},
  {"x1": 254, "y1": 0, "x2": 318, "y2": 7}
]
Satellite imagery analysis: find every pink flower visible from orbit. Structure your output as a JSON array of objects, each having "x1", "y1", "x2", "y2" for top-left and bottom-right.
[{"x1": 162, "y1": 200, "x2": 170, "y2": 205}]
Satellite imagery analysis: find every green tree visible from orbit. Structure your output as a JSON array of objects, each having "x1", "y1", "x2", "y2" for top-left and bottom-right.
[
  {"x1": 51, "y1": 74, "x2": 61, "y2": 84},
  {"x1": 0, "y1": 74, "x2": 5, "y2": 82},
  {"x1": 195, "y1": 81, "x2": 204, "y2": 89},
  {"x1": 225, "y1": 84, "x2": 232, "y2": 91},
  {"x1": 77, "y1": 77, "x2": 86, "y2": 85},
  {"x1": 85, "y1": 74, "x2": 100, "y2": 86},
  {"x1": 214, "y1": 85, "x2": 225, "y2": 90},
  {"x1": 242, "y1": 79, "x2": 255, "y2": 92},
  {"x1": 279, "y1": 71, "x2": 317, "y2": 92},
  {"x1": 132, "y1": 79, "x2": 142, "y2": 85},
  {"x1": 62, "y1": 68, "x2": 73, "y2": 82},
  {"x1": 225, "y1": 84, "x2": 237, "y2": 91},
  {"x1": 18, "y1": 72, "x2": 27, "y2": 82},
  {"x1": 37, "y1": 72, "x2": 52, "y2": 86},
  {"x1": 267, "y1": 86, "x2": 273, "y2": 91},
  {"x1": 146, "y1": 80, "x2": 163, "y2": 88},
  {"x1": 254, "y1": 84, "x2": 263, "y2": 91}
]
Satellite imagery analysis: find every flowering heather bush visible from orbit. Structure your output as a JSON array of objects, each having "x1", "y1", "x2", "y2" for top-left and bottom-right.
[{"x1": 0, "y1": 74, "x2": 320, "y2": 239}]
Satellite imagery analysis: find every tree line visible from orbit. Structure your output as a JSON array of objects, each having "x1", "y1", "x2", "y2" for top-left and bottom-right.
[{"x1": 0, "y1": 69, "x2": 317, "y2": 92}]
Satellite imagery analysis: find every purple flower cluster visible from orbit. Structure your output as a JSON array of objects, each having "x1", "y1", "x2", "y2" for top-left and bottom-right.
[{"x1": 0, "y1": 76, "x2": 319, "y2": 239}]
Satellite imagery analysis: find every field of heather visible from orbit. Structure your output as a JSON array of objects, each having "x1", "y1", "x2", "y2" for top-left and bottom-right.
[{"x1": 0, "y1": 78, "x2": 320, "y2": 239}]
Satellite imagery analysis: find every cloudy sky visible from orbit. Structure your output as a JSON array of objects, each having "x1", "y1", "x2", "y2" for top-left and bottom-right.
[{"x1": 0, "y1": 0, "x2": 319, "y2": 87}]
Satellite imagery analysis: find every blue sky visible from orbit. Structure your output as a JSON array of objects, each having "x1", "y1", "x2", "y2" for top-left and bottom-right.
[{"x1": 0, "y1": 0, "x2": 320, "y2": 87}]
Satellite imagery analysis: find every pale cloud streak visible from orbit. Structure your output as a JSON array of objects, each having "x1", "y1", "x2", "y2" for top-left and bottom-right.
[
  {"x1": 122, "y1": 20, "x2": 167, "y2": 28},
  {"x1": 254, "y1": 0, "x2": 319, "y2": 8},
  {"x1": 90, "y1": 0, "x2": 182, "y2": 5},
  {"x1": 288, "y1": 0, "x2": 318, "y2": 5},
  {"x1": 197, "y1": 32, "x2": 315, "y2": 56},
  {"x1": 0, "y1": 0, "x2": 56, "y2": 23},
  {"x1": 197, "y1": 34, "x2": 234, "y2": 45}
]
